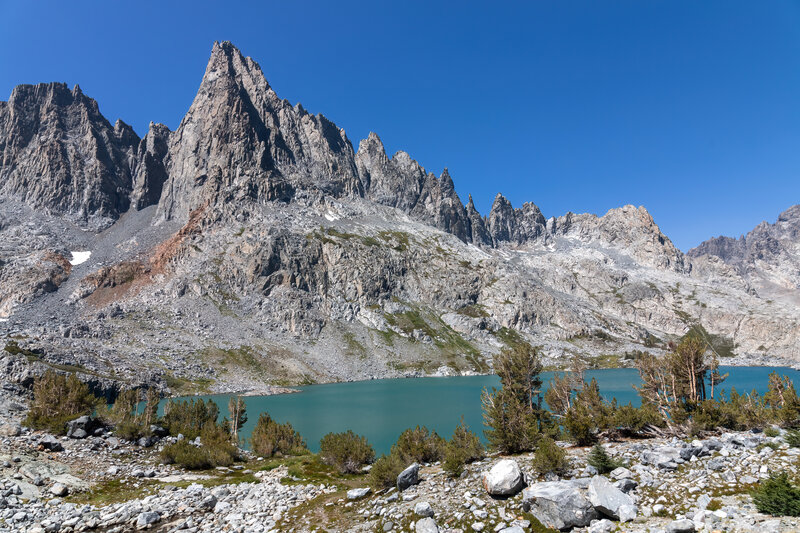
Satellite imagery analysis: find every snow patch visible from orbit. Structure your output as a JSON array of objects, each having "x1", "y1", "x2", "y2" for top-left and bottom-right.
[
  {"x1": 324, "y1": 211, "x2": 341, "y2": 221},
  {"x1": 69, "y1": 251, "x2": 91, "y2": 266}
]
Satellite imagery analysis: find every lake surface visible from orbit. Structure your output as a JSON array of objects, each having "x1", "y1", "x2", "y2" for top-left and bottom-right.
[{"x1": 173, "y1": 366, "x2": 800, "y2": 455}]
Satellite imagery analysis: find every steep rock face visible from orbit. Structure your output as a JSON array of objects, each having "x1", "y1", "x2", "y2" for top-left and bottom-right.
[
  {"x1": 356, "y1": 133, "x2": 473, "y2": 242},
  {"x1": 0, "y1": 83, "x2": 139, "y2": 221},
  {"x1": 131, "y1": 123, "x2": 171, "y2": 210},
  {"x1": 487, "y1": 194, "x2": 547, "y2": 245},
  {"x1": 156, "y1": 41, "x2": 361, "y2": 222},
  {"x1": 689, "y1": 205, "x2": 800, "y2": 299},
  {"x1": 466, "y1": 195, "x2": 491, "y2": 245}
]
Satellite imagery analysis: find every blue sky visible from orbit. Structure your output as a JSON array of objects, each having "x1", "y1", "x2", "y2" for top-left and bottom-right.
[{"x1": 1, "y1": 1, "x2": 798, "y2": 251}]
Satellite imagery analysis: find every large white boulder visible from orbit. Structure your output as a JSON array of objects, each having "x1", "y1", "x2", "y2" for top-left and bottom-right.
[{"x1": 482, "y1": 459, "x2": 524, "y2": 496}]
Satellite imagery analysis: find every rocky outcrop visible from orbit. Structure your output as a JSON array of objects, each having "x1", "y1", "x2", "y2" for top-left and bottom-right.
[
  {"x1": 131, "y1": 122, "x2": 170, "y2": 210},
  {"x1": 356, "y1": 133, "x2": 473, "y2": 242},
  {"x1": 689, "y1": 205, "x2": 800, "y2": 301},
  {"x1": 0, "y1": 82, "x2": 139, "y2": 221},
  {"x1": 155, "y1": 41, "x2": 361, "y2": 223}
]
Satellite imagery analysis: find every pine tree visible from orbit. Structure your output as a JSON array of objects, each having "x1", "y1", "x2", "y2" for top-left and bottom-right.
[
  {"x1": 228, "y1": 396, "x2": 247, "y2": 442},
  {"x1": 482, "y1": 343, "x2": 546, "y2": 453}
]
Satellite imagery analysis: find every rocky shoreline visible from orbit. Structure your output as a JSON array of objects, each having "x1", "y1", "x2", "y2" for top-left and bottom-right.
[{"x1": 2, "y1": 417, "x2": 800, "y2": 532}]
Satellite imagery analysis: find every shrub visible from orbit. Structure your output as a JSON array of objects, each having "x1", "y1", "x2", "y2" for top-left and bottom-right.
[
  {"x1": 785, "y1": 429, "x2": 800, "y2": 448},
  {"x1": 99, "y1": 388, "x2": 161, "y2": 440},
  {"x1": 764, "y1": 427, "x2": 780, "y2": 438},
  {"x1": 319, "y1": 430, "x2": 375, "y2": 474},
  {"x1": 587, "y1": 444, "x2": 623, "y2": 474},
  {"x1": 162, "y1": 398, "x2": 219, "y2": 439},
  {"x1": 394, "y1": 426, "x2": 445, "y2": 464},
  {"x1": 532, "y1": 436, "x2": 569, "y2": 476},
  {"x1": 443, "y1": 419, "x2": 484, "y2": 477},
  {"x1": 752, "y1": 472, "x2": 800, "y2": 516},
  {"x1": 613, "y1": 403, "x2": 665, "y2": 434},
  {"x1": 160, "y1": 423, "x2": 238, "y2": 469},
  {"x1": 369, "y1": 452, "x2": 405, "y2": 489},
  {"x1": 250, "y1": 412, "x2": 307, "y2": 457},
  {"x1": 24, "y1": 371, "x2": 101, "y2": 434}
]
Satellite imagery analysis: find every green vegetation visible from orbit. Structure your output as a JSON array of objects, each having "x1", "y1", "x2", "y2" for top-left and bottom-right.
[
  {"x1": 752, "y1": 472, "x2": 800, "y2": 517},
  {"x1": 23, "y1": 371, "x2": 101, "y2": 434},
  {"x1": 99, "y1": 387, "x2": 160, "y2": 440},
  {"x1": 587, "y1": 444, "x2": 624, "y2": 474},
  {"x1": 785, "y1": 429, "x2": 800, "y2": 448},
  {"x1": 482, "y1": 343, "x2": 555, "y2": 453},
  {"x1": 369, "y1": 452, "x2": 406, "y2": 489},
  {"x1": 394, "y1": 425, "x2": 446, "y2": 464},
  {"x1": 443, "y1": 418, "x2": 484, "y2": 477},
  {"x1": 160, "y1": 423, "x2": 239, "y2": 469},
  {"x1": 250, "y1": 412, "x2": 308, "y2": 458},
  {"x1": 162, "y1": 398, "x2": 220, "y2": 440},
  {"x1": 531, "y1": 436, "x2": 569, "y2": 476},
  {"x1": 319, "y1": 430, "x2": 375, "y2": 474}
]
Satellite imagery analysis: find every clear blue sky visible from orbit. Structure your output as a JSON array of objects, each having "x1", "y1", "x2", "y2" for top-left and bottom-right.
[{"x1": 2, "y1": 1, "x2": 798, "y2": 251}]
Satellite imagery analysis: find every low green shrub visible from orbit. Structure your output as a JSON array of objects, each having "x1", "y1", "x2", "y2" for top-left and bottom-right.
[
  {"x1": 160, "y1": 423, "x2": 238, "y2": 469},
  {"x1": 250, "y1": 412, "x2": 307, "y2": 458},
  {"x1": 23, "y1": 371, "x2": 101, "y2": 434},
  {"x1": 587, "y1": 444, "x2": 623, "y2": 474},
  {"x1": 369, "y1": 452, "x2": 405, "y2": 489},
  {"x1": 785, "y1": 429, "x2": 800, "y2": 448},
  {"x1": 752, "y1": 472, "x2": 800, "y2": 516},
  {"x1": 394, "y1": 426, "x2": 445, "y2": 464},
  {"x1": 319, "y1": 430, "x2": 375, "y2": 474},
  {"x1": 764, "y1": 426, "x2": 780, "y2": 438},
  {"x1": 532, "y1": 436, "x2": 569, "y2": 476},
  {"x1": 442, "y1": 419, "x2": 484, "y2": 478}
]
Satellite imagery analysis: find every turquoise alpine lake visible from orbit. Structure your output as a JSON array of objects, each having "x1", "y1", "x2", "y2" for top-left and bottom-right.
[{"x1": 171, "y1": 366, "x2": 800, "y2": 455}]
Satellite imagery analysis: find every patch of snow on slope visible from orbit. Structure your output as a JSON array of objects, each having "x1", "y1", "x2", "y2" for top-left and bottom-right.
[{"x1": 69, "y1": 251, "x2": 91, "y2": 266}]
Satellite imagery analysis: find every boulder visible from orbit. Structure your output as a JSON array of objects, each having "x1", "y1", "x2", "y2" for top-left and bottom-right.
[
  {"x1": 415, "y1": 517, "x2": 438, "y2": 533},
  {"x1": 609, "y1": 467, "x2": 632, "y2": 479},
  {"x1": 707, "y1": 458, "x2": 726, "y2": 471},
  {"x1": 347, "y1": 487, "x2": 371, "y2": 500},
  {"x1": 618, "y1": 503, "x2": 637, "y2": 522},
  {"x1": 589, "y1": 519, "x2": 615, "y2": 533},
  {"x1": 414, "y1": 501, "x2": 434, "y2": 517},
  {"x1": 0, "y1": 423, "x2": 21, "y2": 437},
  {"x1": 38, "y1": 435, "x2": 63, "y2": 452},
  {"x1": 397, "y1": 463, "x2": 419, "y2": 491},
  {"x1": 615, "y1": 478, "x2": 637, "y2": 493},
  {"x1": 522, "y1": 481, "x2": 599, "y2": 530},
  {"x1": 136, "y1": 511, "x2": 160, "y2": 529},
  {"x1": 482, "y1": 459, "x2": 524, "y2": 497},
  {"x1": 666, "y1": 519, "x2": 696, "y2": 533},
  {"x1": 66, "y1": 416, "x2": 101, "y2": 439},
  {"x1": 498, "y1": 527, "x2": 525, "y2": 533},
  {"x1": 587, "y1": 475, "x2": 635, "y2": 520},
  {"x1": 150, "y1": 425, "x2": 167, "y2": 437},
  {"x1": 49, "y1": 483, "x2": 68, "y2": 497}
]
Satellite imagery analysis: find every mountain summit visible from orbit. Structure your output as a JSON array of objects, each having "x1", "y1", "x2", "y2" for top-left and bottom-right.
[{"x1": 0, "y1": 42, "x2": 797, "y2": 393}]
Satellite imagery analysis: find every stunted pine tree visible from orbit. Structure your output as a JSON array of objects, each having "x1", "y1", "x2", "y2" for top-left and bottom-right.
[
  {"x1": 228, "y1": 396, "x2": 247, "y2": 441},
  {"x1": 482, "y1": 343, "x2": 547, "y2": 453},
  {"x1": 544, "y1": 356, "x2": 585, "y2": 416},
  {"x1": 24, "y1": 371, "x2": 99, "y2": 434},
  {"x1": 636, "y1": 338, "x2": 722, "y2": 428}
]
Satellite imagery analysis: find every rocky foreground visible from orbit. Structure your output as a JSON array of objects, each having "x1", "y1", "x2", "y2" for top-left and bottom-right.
[{"x1": 2, "y1": 420, "x2": 800, "y2": 533}]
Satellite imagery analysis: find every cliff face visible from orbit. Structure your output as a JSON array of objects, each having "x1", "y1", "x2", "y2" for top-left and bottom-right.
[
  {"x1": 0, "y1": 82, "x2": 139, "y2": 222},
  {"x1": 690, "y1": 205, "x2": 800, "y2": 301},
  {"x1": 0, "y1": 41, "x2": 798, "y2": 393}
]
